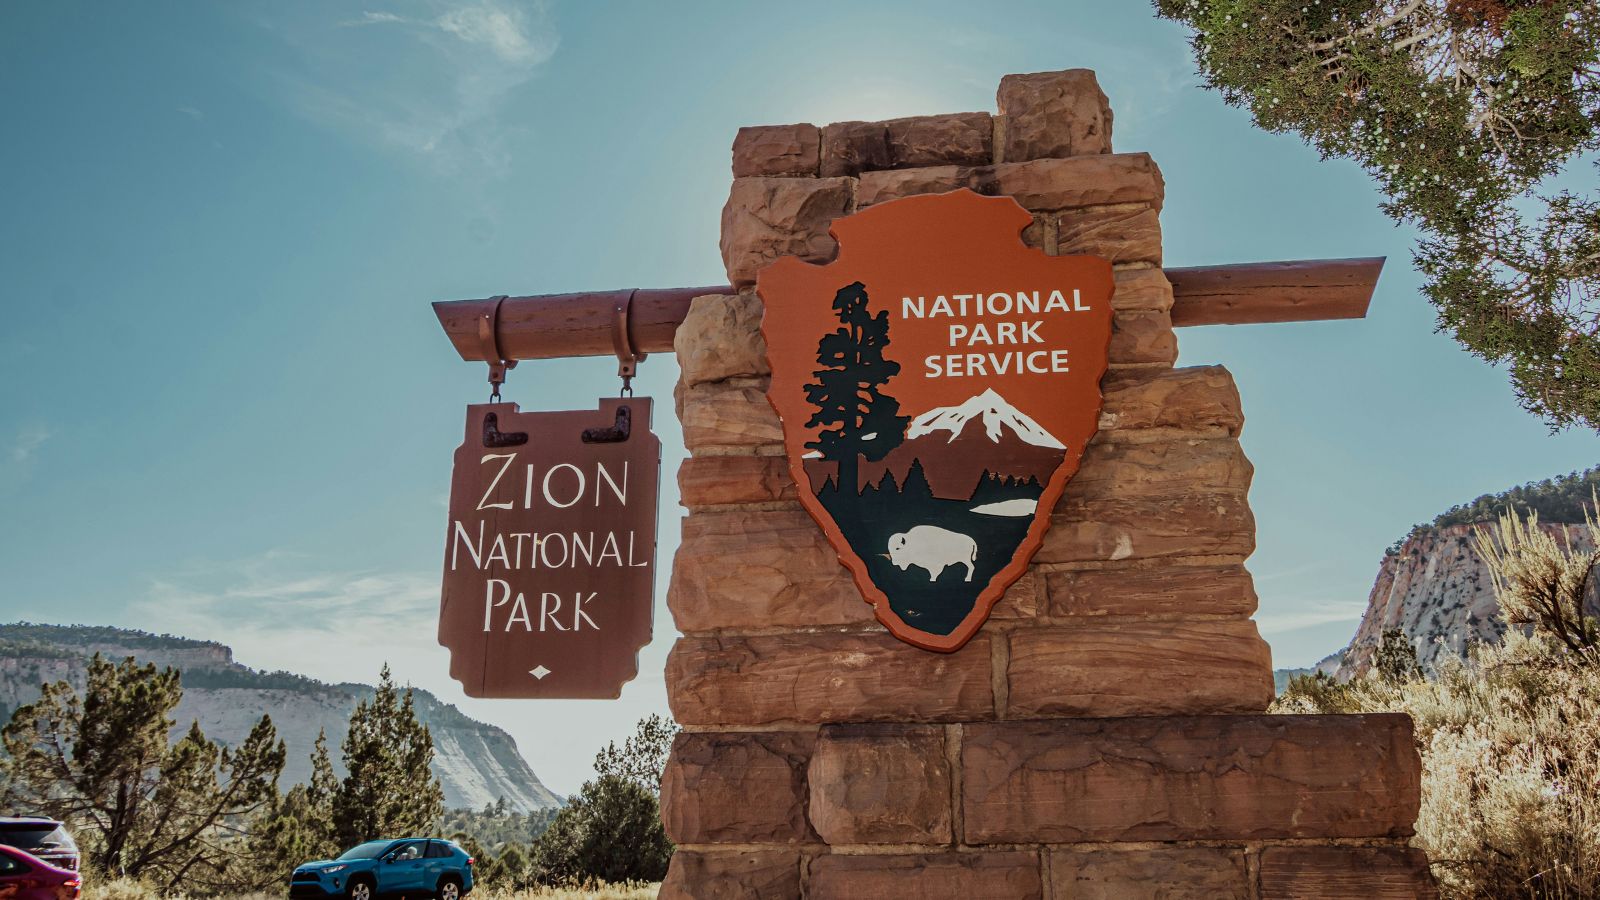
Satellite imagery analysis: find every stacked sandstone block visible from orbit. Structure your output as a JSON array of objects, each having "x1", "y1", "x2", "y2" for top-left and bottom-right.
[{"x1": 661, "y1": 70, "x2": 1435, "y2": 899}]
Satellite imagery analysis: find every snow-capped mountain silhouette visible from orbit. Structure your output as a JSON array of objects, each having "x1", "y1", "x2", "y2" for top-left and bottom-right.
[
  {"x1": 801, "y1": 390, "x2": 1070, "y2": 501},
  {"x1": 907, "y1": 388, "x2": 1066, "y2": 450}
]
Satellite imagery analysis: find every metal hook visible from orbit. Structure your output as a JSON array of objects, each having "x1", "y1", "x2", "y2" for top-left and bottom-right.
[
  {"x1": 612, "y1": 289, "x2": 646, "y2": 397},
  {"x1": 478, "y1": 295, "x2": 517, "y2": 402}
]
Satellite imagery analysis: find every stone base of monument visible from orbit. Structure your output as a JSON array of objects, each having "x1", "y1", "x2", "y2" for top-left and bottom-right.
[
  {"x1": 660, "y1": 68, "x2": 1437, "y2": 899},
  {"x1": 660, "y1": 714, "x2": 1432, "y2": 898}
]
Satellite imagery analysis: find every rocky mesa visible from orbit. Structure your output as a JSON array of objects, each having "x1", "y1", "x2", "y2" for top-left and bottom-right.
[
  {"x1": 0, "y1": 624, "x2": 561, "y2": 813},
  {"x1": 1329, "y1": 468, "x2": 1600, "y2": 678}
]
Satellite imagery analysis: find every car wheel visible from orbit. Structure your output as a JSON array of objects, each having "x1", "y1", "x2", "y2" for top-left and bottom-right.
[
  {"x1": 346, "y1": 878, "x2": 374, "y2": 900},
  {"x1": 436, "y1": 876, "x2": 462, "y2": 900}
]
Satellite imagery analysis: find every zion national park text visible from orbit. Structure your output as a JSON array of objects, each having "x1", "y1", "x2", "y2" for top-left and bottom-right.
[{"x1": 450, "y1": 456, "x2": 648, "y2": 633}]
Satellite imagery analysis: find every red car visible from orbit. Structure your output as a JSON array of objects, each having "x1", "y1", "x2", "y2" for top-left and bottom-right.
[{"x1": 0, "y1": 846, "x2": 80, "y2": 899}]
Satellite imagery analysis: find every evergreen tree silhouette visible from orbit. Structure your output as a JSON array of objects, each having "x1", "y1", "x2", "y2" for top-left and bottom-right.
[
  {"x1": 804, "y1": 281, "x2": 908, "y2": 494},
  {"x1": 901, "y1": 458, "x2": 933, "y2": 502}
]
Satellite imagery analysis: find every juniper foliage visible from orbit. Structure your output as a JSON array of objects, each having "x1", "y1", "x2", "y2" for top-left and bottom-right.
[{"x1": 1157, "y1": 0, "x2": 1600, "y2": 430}]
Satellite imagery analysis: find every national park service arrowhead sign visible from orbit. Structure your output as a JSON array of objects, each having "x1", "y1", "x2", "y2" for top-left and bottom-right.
[{"x1": 758, "y1": 189, "x2": 1114, "y2": 652}]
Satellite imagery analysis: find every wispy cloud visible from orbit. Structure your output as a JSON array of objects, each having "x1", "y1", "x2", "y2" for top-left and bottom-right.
[
  {"x1": 9, "y1": 424, "x2": 52, "y2": 465},
  {"x1": 133, "y1": 552, "x2": 446, "y2": 689},
  {"x1": 176, "y1": 105, "x2": 205, "y2": 120},
  {"x1": 261, "y1": 0, "x2": 558, "y2": 177},
  {"x1": 1251, "y1": 560, "x2": 1338, "y2": 583},
  {"x1": 434, "y1": 3, "x2": 549, "y2": 65},
  {"x1": 348, "y1": 11, "x2": 407, "y2": 26},
  {"x1": 1255, "y1": 599, "x2": 1369, "y2": 636}
]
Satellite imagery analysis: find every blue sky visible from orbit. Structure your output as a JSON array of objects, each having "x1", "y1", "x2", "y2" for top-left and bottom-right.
[{"x1": 2, "y1": 0, "x2": 1596, "y2": 795}]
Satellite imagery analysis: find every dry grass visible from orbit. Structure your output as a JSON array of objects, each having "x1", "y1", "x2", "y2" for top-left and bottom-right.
[
  {"x1": 82, "y1": 882, "x2": 278, "y2": 900},
  {"x1": 81, "y1": 877, "x2": 660, "y2": 900},
  {"x1": 475, "y1": 885, "x2": 659, "y2": 899}
]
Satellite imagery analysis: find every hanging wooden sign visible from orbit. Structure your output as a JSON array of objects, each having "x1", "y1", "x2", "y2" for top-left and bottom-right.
[
  {"x1": 438, "y1": 399, "x2": 659, "y2": 697},
  {"x1": 758, "y1": 189, "x2": 1114, "y2": 652}
]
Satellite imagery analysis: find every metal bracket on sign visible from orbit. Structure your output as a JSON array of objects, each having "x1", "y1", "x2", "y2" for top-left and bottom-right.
[
  {"x1": 581, "y1": 290, "x2": 644, "y2": 443},
  {"x1": 611, "y1": 289, "x2": 646, "y2": 398},
  {"x1": 478, "y1": 295, "x2": 517, "y2": 402}
]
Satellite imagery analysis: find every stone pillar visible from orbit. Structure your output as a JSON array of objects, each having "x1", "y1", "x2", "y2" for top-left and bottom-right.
[{"x1": 661, "y1": 69, "x2": 1435, "y2": 900}]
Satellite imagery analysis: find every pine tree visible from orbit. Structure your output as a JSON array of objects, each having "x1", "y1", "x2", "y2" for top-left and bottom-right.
[
  {"x1": 245, "y1": 783, "x2": 329, "y2": 888},
  {"x1": 495, "y1": 842, "x2": 529, "y2": 886},
  {"x1": 331, "y1": 665, "x2": 444, "y2": 847},
  {"x1": 530, "y1": 715, "x2": 676, "y2": 887},
  {"x1": 900, "y1": 458, "x2": 933, "y2": 502},
  {"x1": 527, "y1": 776, "x2": 671, "y2": 887},
  {"x1": 1374, "y1": 628, "x2": 1424, "y2": 683},
  {"x1": 1, "y1": 655, "x2": 284, "y2": 891},
  {"x1": 307, "y1": 729, "x2": 338, "y2": 830},
  {"x1": 247, "y1": 726, "x2": 341, "y2": 883},
  {"x1": 592, "y1": 713, "x2": 678, "y2": 791},
  {"x1": 804, "y1": 281, "x2": 909, "y2": 493}
]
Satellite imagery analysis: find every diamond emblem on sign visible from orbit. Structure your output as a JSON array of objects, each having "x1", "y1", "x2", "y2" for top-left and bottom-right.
[{"x1": 529, "y1": 665, "x2": 552, "y2": 680}]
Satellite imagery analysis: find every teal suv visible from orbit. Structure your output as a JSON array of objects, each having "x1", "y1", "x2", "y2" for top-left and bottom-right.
[{"x1": 290, "y1": 838, "x2": 474, "y2": 900}]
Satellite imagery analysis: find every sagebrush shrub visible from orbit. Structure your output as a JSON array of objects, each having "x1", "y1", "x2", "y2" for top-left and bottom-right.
[
  {"x1": 1280, "y1": 544, "x2": 1600, "y2": 900},
  {"x1": 1280, "y1": 632, "x2": 1600, "y2": 896}
]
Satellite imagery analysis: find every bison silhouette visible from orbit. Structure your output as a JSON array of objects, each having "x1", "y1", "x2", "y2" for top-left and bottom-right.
[{"x1": 886, "y1": 526, "x2": 978, "y2": 582}]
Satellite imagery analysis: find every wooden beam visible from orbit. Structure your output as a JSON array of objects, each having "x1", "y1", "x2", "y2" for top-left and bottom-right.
[
  {"x1": 433, "y1": 286, "x2": 724, "y2": 363},
  {"x1": 434, "y1": 258, "x2": 1384, "y2": 362},
  {"x1": 1165, "y1": 257, "x2": 1384, "y2": 327}
]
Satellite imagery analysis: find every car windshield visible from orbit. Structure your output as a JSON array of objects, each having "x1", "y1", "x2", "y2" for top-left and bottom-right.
[
  {"x1": 336, "y1": 841, "x2": 394, "y2": 861},
  {"x1": 0, "y1": 826, "x2": 66, "y2": 847}
]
